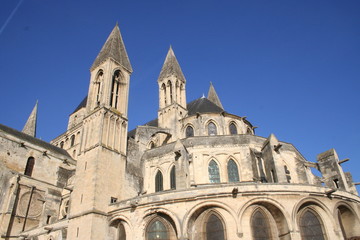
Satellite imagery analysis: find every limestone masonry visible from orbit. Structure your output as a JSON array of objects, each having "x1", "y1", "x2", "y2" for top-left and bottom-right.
[{"x1": 1, "y1": 24, "x2": 359, "y2": 240}]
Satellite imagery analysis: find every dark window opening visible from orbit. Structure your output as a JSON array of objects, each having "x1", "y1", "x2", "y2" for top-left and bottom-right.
[
  {"x1": 186, "y1": 126, "x2": 194, "y2": 138},
  {"x1": 229, "y1": 123, "x2": 237, "y2": 135},
  {"x1": 24, "y1": 157, "x2": 35, "y2": 176},
  {"x1": 170, "y1": 166, "x2": 176, "y2": 190},
  {"x1": 208, "y1": 122, "x2": 217, "y2": 136},
  {"x1": 46, "y1": 215, "x2": 51, "y2": 224},
  {"x1": 155, "y1": 171, "x2": 163, "y2": 192},
  {"x1": 110, "y1": 197, "x2": 118, "y2": 204},
  {"x1": 299, "y1": 210, "x2": 326, "y2": 240},
  {"x1": 60, "y1": 141, "x2": 64, "y2": 149},
  {"x1": 70, "y1": 135, "x2": 75, "y2": 147},
  {"x1": 251, "y1": 210, "x2": 271, "y2": 240},
  {"x1": 334, "y1": 179, "x2": 339, "y2": 188},
  {"x1": 206, "y1": 214, "x2": 225, "y2": 240}
]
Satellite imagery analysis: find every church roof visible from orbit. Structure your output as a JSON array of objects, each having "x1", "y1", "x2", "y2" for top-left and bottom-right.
[
  {"x1": 91, "y1": 24, "x2": 132, "y2": 72},
  {"x1": 0, "y1": 123, "x2": 71, "y2": 158},
  {"x1": 158, "y1": 47, "x2": 186, "y2": 82},
  {"x1": 72, "y1": 96, "x2": 87, "y2": 114},
  {"x1": 187, "y1": 97, "x2": 224, "y2": 116}
]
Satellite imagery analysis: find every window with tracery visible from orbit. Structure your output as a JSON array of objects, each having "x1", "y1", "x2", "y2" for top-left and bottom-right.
[
  {"x1": 229, "y1": 123, "x2": 237, "y2": 135},
  {"x1": 155, "y1": 171, "x2": 163, "y2": 192},
  {"x1": 146, "y1": 220, "x2": 169, "y2": 240},
  {"x1": 251, "y1": 209, "x2": 272, "y2": 240},
  {"x1": 186, "y1": 126, "x2": 194, "y2": 137},
  {"x1": 208, "y1": 122, "x2": 217, "y2": 136},
  {"x1": 299, "y1": 210, "x2": 326, "y2": 240},
  {"x1": 227, "y1": 159, "x2": 239, "y2": 182},
  {"x1": 208, "y1": 160, "x2": 220, "y2": 183},
  {"x1": 170, "y1": 166, "x2": 176, "y2": 190},
  {"x1": 24, "y1": 157, "x2": 35, "y2": 176},
  {"x1": 205, "y1": 214, "x2": 225, "y2": 240}
]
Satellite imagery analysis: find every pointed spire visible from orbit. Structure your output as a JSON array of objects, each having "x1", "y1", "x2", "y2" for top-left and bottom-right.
[
  {"x1": 91, "y1": 24, "x2": 132, "y2": 72},
  {"x1": 207, "y1": 82, "x2": 224, "y2": 109},
  {"x1": 158, "y1": 46, "x2": 186, "y2": 82},
  {"x1": 22, "y1": 101, "x2": 38, "y2": 137}
]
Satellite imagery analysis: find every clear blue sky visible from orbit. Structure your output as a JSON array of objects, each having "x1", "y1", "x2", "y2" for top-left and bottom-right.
[{"x1": 1, "y1": 1, "x2": 359, "y2": 191}]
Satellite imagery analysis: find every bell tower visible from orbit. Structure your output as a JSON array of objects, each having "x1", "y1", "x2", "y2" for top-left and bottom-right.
[
  {"x1": 158, "y1": 46, "x2": 187, "y2": 140},
  {"x1": 67, "y1": 24, "x2": 132, "y2": 240}
]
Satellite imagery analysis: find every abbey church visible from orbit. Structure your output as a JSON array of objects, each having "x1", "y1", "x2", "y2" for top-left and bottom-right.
[{"x1": 0, "y1": 24, "x2": 359, "y2": 240}]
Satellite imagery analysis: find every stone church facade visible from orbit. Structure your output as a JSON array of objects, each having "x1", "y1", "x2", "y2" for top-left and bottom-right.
[{"x1": 1, "y1": 24, "x2": 360, "y2": 240}]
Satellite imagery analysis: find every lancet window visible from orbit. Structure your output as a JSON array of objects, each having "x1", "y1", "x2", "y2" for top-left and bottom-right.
[
  {"x1": 208, "y1": 160, "x2": 220, "y2": 183},
  {"x1": 208, "y1": 122, "x2": 217, "y2": 136},
  {"x1": 251, "y1": 209, "x2": 272, "y2": 240},
  {"x1": 110, "y1": 70, "x2": 121, "y2": 109},
  {"x1": 24, "y1": 157, "x2": 35, "y2": 176},
  {"x1": 227, "y1": 159, "x2": 239, "y2": 182},
  {"x1": 170, "y1": 166, "x2": 176, "y2": 190},
  {"x1": 186, "y1": 126, "x2": 194, "y2": 137},
  {"x1": 229, "y1": 122, "x2": 237, "y2": 135},
  {"x1": 205, "y1": 213, "x2": 226, "y2": 240},
  {"x1": 299, "y1": 209, "x2": 326, "y2": 240},
  {"x1": 155, "y1": 170, "x2": 163, "y2": 192},
  {"x1": 146, "y1": 219, "x2": 169, "y2": 240}
]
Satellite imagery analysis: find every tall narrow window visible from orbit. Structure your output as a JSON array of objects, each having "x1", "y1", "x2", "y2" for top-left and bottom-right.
[
  {"x1": 227, "y1": 159, "x2": 239, "y2": 182},
  {"x1": 205, "y1": 214, "x2": 225, "y2": 240},
  {"x1": 24, "y1": 157, "x2": 35, "y2": 176},
  {"x1": 168, "y1": 80, "x2": 173, "y2": 104},
  {"x1": 95, "y1": 71, "x2": 103, "y2": 105},
  {"x1": 118, "y1": 223, "x2": 126, "y2": 240},
  {"x1": 251, "y1": 210, "x2": 272, "y2": 240},
  {"x1": 170, "y1": 166, "x2": 176, "y2": 190},
  {"x1": 146, "y1": 220, "x2": 169, "y2": 240},
  {"x1": 208, "y1": 122, "x2": 217, "y2": 136},
  {"x1": 60, "y1": 141, "x2": 64, "y2": 149},
  {"x1": 186, "y1": 126, "x2": 194, "y2": 138},
  {"x1": 229, "y1": 123, "x2": 237, "y2": 135},
  {"x1": 299, "y1": 210, "x2": 326, "y2": 240},
  {"x1": 155, "y1": 170, "x2": 163, "y2": 192},
  {"x1": 110, "y1": 70, "x2": 121, "y2": 109},
  {"x1": 70, "y1": 135, "x2": 75, "y2": 147},
  {"x1": 162, "y1": 83, "x2": 167, "y2": 106},
  {"x1": 208, "y1": 160, "x2": 220, "y2": 183}
]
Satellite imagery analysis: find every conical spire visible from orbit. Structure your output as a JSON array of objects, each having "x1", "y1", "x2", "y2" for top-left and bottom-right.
[
  {"x1": 22, "y1": 101, "x2": 38, "y2": 137},
  {"x1": 158, "y1": 46, "x2": 186, "y2": 82},
  {"x1": 91, "y1": 24, "x2": 132, "y2": 72},
  {"x1": 207, "y1": 82, "x2": 223, "y2": 109}
]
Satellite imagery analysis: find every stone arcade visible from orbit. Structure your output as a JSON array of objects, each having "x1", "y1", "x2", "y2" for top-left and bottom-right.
[{"x1": 1, "y1": 24, "x2": 360, "y2": 240}]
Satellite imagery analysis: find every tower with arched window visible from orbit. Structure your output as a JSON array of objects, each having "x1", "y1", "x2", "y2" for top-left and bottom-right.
[{"x1": 157, "y1": 46, "x2": 188, "y2": 141}]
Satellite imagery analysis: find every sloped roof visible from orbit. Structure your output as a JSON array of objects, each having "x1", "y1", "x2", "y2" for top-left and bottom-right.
[
  {"x1": 207, "y1": 82, "x2": 223, "y2": 109},
  {"x1": 158, "y1": 47, "x2": 186, "y2": 82},
  {"x1": 72, "y1": 96, "x2": 87, "y2": 114},
  {"x1": 91, "y1": 24, "x2": 132, "y2": 72},
  {"x1": 187, "y1": 97, "x2": 224, "y2": 116},
  {"x1": 0, "y1": 124, "x2": 71, "y2": 158}
]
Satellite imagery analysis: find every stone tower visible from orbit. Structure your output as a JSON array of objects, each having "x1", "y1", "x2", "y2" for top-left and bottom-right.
[
  {"x1": 157, "y1": 46, "x2": 187, "y2": 140},
  {"x1": 67, "y1": 24, "x2": 132, "y2": 240}
]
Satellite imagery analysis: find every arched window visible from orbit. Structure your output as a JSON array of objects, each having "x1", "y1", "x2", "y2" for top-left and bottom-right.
[
  {"x1": 162, "y1": 83, "x2": 167, "y2": 106},
  {"x1": 110, "y1": 70, "x2": 121, "y2": 109},
  {"x1": 208, "y1": 122, "x2": 217, "y2": 136},
  {"x1": 70, "y1": 135, "x2": 75, "y2": 147},
  {"x1": 60, "y1": 141, "x2": 64, "y2": 149},
  {"x1": 251, "y1": 209, "x2": 272, "y2": 240},
  {"x1": 155, "y1": 170, "x2": 163, "y2": 192},
  {"x1": 149, "y1": 141, "x2": 155, "y2": 149},
  {"x1": 170, "y1": 166, "x2": 176, "y2": 190},
  {"x1": 229, "y1": 123, "x2": 237, "y2": 135},
  {"x1": 299, "y1": 209, "x2": 326, "y2": 240},
  {"x1": 117, "y1": 223, "x2": 126, "y2": 240},
  {"x1": 24, "y1": 157, "x2": 35, "y2": 176},
  {"x1": 167, "y1": 80, "x2": 173, "y2": 104},
  {"x1": 95, "y1": 70, "x2": 103, "y2": 105},
  {"x1": 208, "y1": 160, "x2": 220, "y2": 183},
  {"x1": 205, "y1": 214, "x2": 225, "y2": 240},
  {"x1": 227, "y1": 159, "x2": 239, "y2": 182},
  {"x1": 146, "y1": 219, "x2": 169, "y2": 240},
  {"x1": 186, "y1": 126, "x2": 194, "y2": 138}
]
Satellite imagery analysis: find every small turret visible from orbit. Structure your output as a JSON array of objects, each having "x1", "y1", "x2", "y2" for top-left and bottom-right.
[{"x1": 207, "y1": 82, "x2": 223, "y2": 109}]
